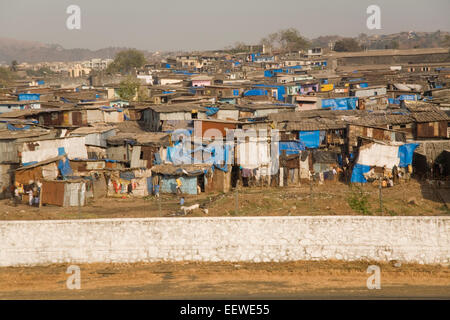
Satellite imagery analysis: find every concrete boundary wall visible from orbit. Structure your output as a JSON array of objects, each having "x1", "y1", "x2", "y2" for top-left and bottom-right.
[{"x1": 0, "y1": 216, "x2": 449, "y2": 267}]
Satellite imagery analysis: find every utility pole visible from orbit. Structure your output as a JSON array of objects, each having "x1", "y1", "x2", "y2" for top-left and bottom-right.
[
  {"x1": 309, "y1": 176, "x2": 313, "y2": 213},
  {"x1": 235, "y1": 188, "x2": 239, "y2": 215},
  {"x1": 379, "y1": 177, "x2": 383, "y2": 214},
  {"x1": 158, "y1": 195, "x2": 161, "y2": 216},
  {"x1": 78, "y1": 185, "x2": 82, "y2": 216}
]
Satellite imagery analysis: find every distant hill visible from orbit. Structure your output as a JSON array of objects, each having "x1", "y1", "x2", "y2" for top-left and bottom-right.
[
  {"x1": 311, "y1": 31, "x2": 450, "y2": 50},
  {"x1": 2, "y1": 31, "x2": 449, "y2": 64},
  {"x1": 0, "y1": 38, "x2": 152, "y2": 64}
]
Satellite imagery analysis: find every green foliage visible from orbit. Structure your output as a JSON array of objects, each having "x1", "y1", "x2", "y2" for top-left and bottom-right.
[
  {"x1": 443, "y1": 35, "x2": 450, "y2": 48},
  {"x1": 347, "y1": 186, "x2": 371, "y2": 215},
  {"x1": 225, "y1": 41, "x2": 251, "y2": 53},
  {"x1": 333, "y1": 38, "x2": 362, "y2": 52},
  {"x1": 260, "y1": 28, "x2": 310, "y2": 52},
  {"x1": 26, "y1": 67, "x2": 55, "y2": 77},
  {"x1": 0, "y1": 66, "x2": 15, "y2": 87},
  {"x1": 117, "y1": 76, "x2": 140, "y2": 101},
  {"x1": 10, "y1": 60, "x2": 18, "y2": 72},
  {"x1": 107, "y1": 49, "x2": 146, "y2": 74}
]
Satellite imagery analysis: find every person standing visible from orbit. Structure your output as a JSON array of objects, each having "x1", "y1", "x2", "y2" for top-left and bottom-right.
[
  {"x1": 27, "y1": 188, "x2": 33, "y2": 206},
  {"x1": 176, "y1": 177, "x2": 183, "y2": 195}
]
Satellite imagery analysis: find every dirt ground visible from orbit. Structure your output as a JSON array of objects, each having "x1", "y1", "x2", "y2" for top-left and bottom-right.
[
  {"x1": 0, "y1": 179, "x2": 448, "y2": 220},
  {"x1": 0, "y1": 261, "x2": 449, "y2": 299}
]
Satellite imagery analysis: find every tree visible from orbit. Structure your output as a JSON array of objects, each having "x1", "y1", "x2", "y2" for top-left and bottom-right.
[
  {"x1": 0, "y1": 66, "x2": 15, "y2": 87},
  {"x1": 117, "y1": 76, "x2": 140, "y2": 101},
  {"x1": 278, "y1": 28, "x2": 310, "y2": 52},
  {"x1": 107, "y1": 49, "x2": 146, "y2": 74},
  {"x1": 260, "y1": 28, "x2": 310, "y2": 53},
  {"x1": 26, "y1": 67, "x2": 55, "y2": 77},
  {"x1": 442, "y1": 35, "x2": 450, "y2": 48},
  {"x1": 389, "y1": 40, "x2": 399, "y2": 49},
  {"x1": 10, "y1": 60, "x2": 18, "y2": 72},
  {"x1": 333, "y1": 38, "x2": 362, "y2": 52}
]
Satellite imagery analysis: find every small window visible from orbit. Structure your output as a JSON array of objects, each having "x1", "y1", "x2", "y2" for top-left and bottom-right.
[
  {"x1": 140, "y1": 151, "x2": 144, "y2": 160},
  {"x1": 400, "y1": 124, "x2": 406, "y2": 128}
]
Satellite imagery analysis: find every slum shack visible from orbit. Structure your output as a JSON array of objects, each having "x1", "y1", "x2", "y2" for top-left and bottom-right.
[
  {"x1": 14, "y1": 156, "x2": 62, "y2": 185},
  {"x1": 350, "y1": 140, "x2": 419, "y2": 186},
  {"x1": 41, "y1": 179, "x2": 93, "y2": 207},
  {"x1": 151, "y1": 164, "x2": 213, "y2": 195},
  {"x1": 106, "y1": 131, "x2": 170, "y2": 169},
  {"x1": 105, "y1": 168, "x2": 152, "y2": 197}
]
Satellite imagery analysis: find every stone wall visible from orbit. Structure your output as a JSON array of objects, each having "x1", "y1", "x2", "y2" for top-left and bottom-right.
[{"x1": 0, "y1": 216, "x2": 448, "y2": 267}]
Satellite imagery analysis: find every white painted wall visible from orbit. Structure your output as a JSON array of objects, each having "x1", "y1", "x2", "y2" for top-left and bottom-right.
[
  {"x1": 0, "y1": 216, "x2": 448, "y2": 267},
  {"x1": 21, "y1": 137, "x2": 88, "y2": 164}
]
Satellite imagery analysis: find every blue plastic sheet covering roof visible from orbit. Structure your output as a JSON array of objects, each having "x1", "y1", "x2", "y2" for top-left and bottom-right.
[
  {"x1": 298, "y1": 131, "x2": 320, "y2": 149},
  {"x1": 397, "y1": 94, "x2": 420, "y2": 101},
  {"x1": 243, "y1": 89, "x2": 267, "y2": 97},
  {"x1": 233, "y1": 89, "x2": 240, "y2": 96},
  {"x1": 264, "y1": 70, "x2": 275, "y2": 77},
  {"x1": 350, "y1": 163, "x2": 371, "y2": 183},
  {"x1": 7, "y1": 124, "x2": 30, "y2": 131},
  {"x1": 37, "y1": 80, "x2": 45, "y2": 85},
  {"x1": 18, "y1": 93, "x2": 40, "y2": 101},
  {"x1": 205, "y1": 107, "x2": 219, "y2": 116},
  {"x1": 166, "y1": 141, "x2": 231, "y2": 172},
  {"x1": 388, "y1": 98, "x2": 401, "y2": 105},
  {"x1": 172, "y1": 70, "x2": 198, "y2": 75},
  {"x1": 253, "y1": 84, "x2": 286, "y2": 101},
  {"x1": 321, "y1": 97, "x2": 358, "y2": 110},
  {"x1": 279, "y1": 141, "x2": 305, "y2": 155},
  {"x1": 22, "y1": 161, "x2": 38, "y2": 167},
  {"x1": 359, "y1": 82, "x2": 369, "y2": 88},
  {"x1": 398, "y1": 143, "x2": 419, "y2": 167},
  {"x1": 165, "y1": 63, "x2": 171, "y2": 68},
  {"x1": 105, "y1": 159, "x2": 119, "y2": 163}
]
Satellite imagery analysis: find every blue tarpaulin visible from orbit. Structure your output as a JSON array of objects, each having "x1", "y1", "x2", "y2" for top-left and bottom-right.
[
  {"x1": 205, "y1": 107, "x2": 219, "y2": 116},
  {"x1": 253, "y1": 84, "x2": 286, "y2": 101},
  {"x1": 398, "y1": 143, "x2": 419, "y2": 167},
  {"x1": 397, "y1": 94, "x2": 419, "y2": 101},
  {"x1": 322, "y1": 97, "x2": 358, "y2": 110},
  {"x1": 58, "y1": 158, "x2": 73, "y2": 177},
  {"x1": 166, "y1": 141, "x2": 231, "y2": 172},
  {"x1": 22, "y1": 161, "x2": 38, "y2": 167},
  {"x1": 299, "y1": 131, "x2": 320, "y2": 149},
  {"x1": 7, "y1": 124, "x2": 30, "y2": 131},
  {"x1": 350, "y1": 163, "x2": 371, "y2": 183},
  {"x1": 18, "y1": 93, "x2": 40, "y2": 101},
  {"x1": 388, "y1": 98, "x2": 401, "y2": 105},
  {"x1": 279, "y1": 141, "x2": 305, "y2": 155},
  {"x1": 243, "y1": 89, "x2": 267, "y2": 97}
]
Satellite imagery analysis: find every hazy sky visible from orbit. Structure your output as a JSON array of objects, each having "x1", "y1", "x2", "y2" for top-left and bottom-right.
[{"x1": 0, "y1": 0, "x2": 449, "y2": 51}]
